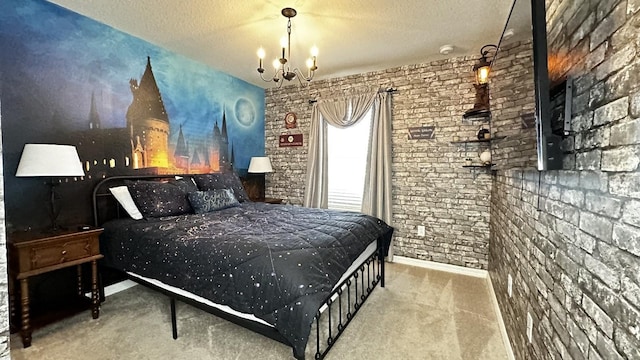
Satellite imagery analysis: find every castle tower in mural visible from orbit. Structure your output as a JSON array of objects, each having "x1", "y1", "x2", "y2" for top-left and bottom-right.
[
  {"x1": 208, "y1": 109, "x2": 231, "y2": 172},
  {"x1": 88, "y1": 92, "x2": 101, "y2": 130},
  {"x1": 73, "y1": 56, "x2": 240, "y2": 177},
  {"x1": 174, "y1": 124, "x2": 190, "y2": 170},
  {"x1": 126, "y1": 56, "x2": 170, "y2": 169}
]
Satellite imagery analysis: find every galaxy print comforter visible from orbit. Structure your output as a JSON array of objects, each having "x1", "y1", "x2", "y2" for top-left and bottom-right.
[{"x1": 100, "y1": 202, "x2": 393, "y2": 358}]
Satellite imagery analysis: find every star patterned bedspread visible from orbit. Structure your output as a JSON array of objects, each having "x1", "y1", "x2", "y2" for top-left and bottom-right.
[{"x1": 100, "y1": 202, "x2": 393, "y2": 358}]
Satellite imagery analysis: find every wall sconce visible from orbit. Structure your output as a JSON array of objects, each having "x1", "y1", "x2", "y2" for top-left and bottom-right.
[{"x1": 464, "y1": 44, "x2": 498, "y2": 119}]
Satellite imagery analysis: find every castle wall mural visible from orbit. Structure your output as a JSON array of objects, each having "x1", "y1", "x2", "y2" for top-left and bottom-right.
[{"x1": 0, "y1": 0, "x2": 265, "y2": 230}]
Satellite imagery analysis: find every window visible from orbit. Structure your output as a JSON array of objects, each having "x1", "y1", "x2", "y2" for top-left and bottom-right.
[{"x1": 327, "y1": 108, "x2": 372, "y2": 212}]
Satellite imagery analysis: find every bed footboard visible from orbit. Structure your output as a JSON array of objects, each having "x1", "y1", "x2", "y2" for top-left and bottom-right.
[
  {"x1": 159, "y1": 239, "x2": 387, "y2": 360},
  {"x1": 306, "y1": 238, "x2": 386, "y2": 360}
]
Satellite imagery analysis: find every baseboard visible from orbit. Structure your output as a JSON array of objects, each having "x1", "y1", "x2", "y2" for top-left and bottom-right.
[
  {"x1": 392, "y1": 256, "x2": 488, "y2": 278},
  {"x1": 486, "y1": 275, "x2": 516, "y2": 360},
  {"x1": 104, "y1": 280, "x2": 138, "y2": 297}
]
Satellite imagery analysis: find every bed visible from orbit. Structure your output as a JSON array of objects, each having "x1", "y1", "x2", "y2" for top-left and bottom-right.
[{"x1": 92, "y1": 173, "x2": 393, "y2": 359}]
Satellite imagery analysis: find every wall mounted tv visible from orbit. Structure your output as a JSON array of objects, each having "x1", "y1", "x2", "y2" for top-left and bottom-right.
[{"x1": 490, "y1": 0, "x2": 564, "y2": 171}]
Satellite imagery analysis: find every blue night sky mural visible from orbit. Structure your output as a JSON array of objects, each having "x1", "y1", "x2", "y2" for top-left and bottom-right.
[
  {"x1": 0, "y1": 0, "x2": 264, "y2": 172},
  {"x1": 0, "y1": 0, "x2": 265, "y2": 229}
]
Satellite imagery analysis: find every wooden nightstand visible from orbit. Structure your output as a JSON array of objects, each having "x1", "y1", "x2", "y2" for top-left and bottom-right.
[
  {"x1": 262, "y1": 197, "x2": 284, "y2": 204},
  {"x1": 7, "y1": 227, "x2": 104, "y2": 348}
]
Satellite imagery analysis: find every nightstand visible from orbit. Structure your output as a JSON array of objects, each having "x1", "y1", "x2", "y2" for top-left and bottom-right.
[
  {"x1": 262, "y1": 197, "x2": 284, "y2": 204},
  {"x1": 7, "y1": 227, "x2": 104, "y2": 348}
]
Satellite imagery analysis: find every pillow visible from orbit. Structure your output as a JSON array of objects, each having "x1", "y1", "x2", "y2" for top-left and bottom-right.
[
  {"x1": 169, "y1": 177, "x2": 198, "y2": 193},
  {"x1": 192, "y1": 172, "x2": 250, "y2": 202},
  {"x1": 109, "y1": 186, "x2": 143, "y2": 220},
  {"x1": 187, "y1": 189, "x2": 239, "y2": 214},
  {"x1": 126, "y1": 180, "x2": 194, "y2": 218}
]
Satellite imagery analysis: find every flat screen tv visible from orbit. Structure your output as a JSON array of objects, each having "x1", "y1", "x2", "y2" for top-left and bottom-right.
[{"x1": 491, "y1": 0, "x2": 563, "y2": 171}]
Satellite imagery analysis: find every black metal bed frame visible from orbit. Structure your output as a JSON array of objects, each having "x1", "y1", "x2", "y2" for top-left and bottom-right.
[{"x1": 92, "y1": 174, "x2": 388, "y2": 360}]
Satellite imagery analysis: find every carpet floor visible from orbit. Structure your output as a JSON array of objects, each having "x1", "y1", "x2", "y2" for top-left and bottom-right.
[{"x1": 10, "y1": 263, "x2": 510, "y2": 360}]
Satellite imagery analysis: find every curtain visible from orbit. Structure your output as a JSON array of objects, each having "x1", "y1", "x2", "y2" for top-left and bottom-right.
[
  {"x1": 304, "y1": 92, "x2": 376, "y2": 208},
  {"x1": 362, "y1": 91, "x2": 394, "y2": 259}
]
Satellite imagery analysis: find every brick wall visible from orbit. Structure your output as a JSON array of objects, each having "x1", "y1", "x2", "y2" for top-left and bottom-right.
[
  {"x1": 265, "y1": 58, "x2": 494, "y2": 269},
  {"x1": 490, "y1": 39, "x2": 538, "y2": 169},
  {"x1": 0, "y1": 100, "x2": 10, "y2": 358},
  {"x1": 489, "y1": 1, "x2": 640, "y2": 359}
]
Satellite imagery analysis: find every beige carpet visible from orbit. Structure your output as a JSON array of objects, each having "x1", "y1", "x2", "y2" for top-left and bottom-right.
[{"x1": 10, "y1": 263, "x2": 510, "y2": 360}]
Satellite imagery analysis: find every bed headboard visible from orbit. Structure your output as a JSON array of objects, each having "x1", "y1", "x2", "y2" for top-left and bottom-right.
[{"x1": 92, "y1": 173, "x2": 194, "y2": 227}]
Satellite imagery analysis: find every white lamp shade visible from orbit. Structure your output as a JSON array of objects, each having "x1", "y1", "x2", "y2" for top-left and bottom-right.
[
  {"x1": 16, "y1": 144, "x2": 85, "y2": 177},
  {"x1": 248, "y1": 156, "x2": 273, "y2": 173}
]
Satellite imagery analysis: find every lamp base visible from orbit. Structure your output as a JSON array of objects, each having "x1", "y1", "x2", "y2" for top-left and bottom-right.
[{"x1": 47, "y1": 180, "x2": 63, "y2": 232}]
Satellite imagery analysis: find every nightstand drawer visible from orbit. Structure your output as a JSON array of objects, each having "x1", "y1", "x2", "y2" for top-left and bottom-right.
[{"x1": 29, "y1": 237, "x2": 96, "y2": 271}]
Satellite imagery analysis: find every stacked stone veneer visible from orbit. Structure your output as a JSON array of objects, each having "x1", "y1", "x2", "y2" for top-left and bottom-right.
[
  {"x1": 265, "y1": 58, "x2": 494, "y2": 269},
  {"x1": 489, "y1": 1, "x2": 640, "y2": 359},
  {"x1": 491, "y1": 39, "x2": 538, "y2": 169},
  {"x1": 0, "y1": 101, "x2": 9, "y2": 358}
]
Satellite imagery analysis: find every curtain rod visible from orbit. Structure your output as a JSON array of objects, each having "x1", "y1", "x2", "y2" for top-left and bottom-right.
[{"x1": 308, "y1": 87, "x2": 397, "y2": 104}]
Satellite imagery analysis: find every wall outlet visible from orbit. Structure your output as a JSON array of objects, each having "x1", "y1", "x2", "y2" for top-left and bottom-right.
[
  {"x1": 507, "y1": 274, "x2": 513, "y2": 298},
  {"x1": 526, "y1": 312, "x2": 533, "y2": 343},
  {"x1": 417, "y1": 225, "x2": 425, "y2": 236}
]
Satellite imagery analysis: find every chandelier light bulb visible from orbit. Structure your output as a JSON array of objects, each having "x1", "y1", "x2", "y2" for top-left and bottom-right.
[
  {"x1": 306, "y1": 58, "x2": 313, "y2": 69},
  {"x1": 280, "y1": 37, "x2": 288, "y2": 48},
  {"x1": 257, "y1": 47, "x2": 265, "y2": 59},
  {"x1": 272, "y1": 58, "x2": 281, "y2": 70},
  {"x1": 310, "y1": 46, "x2": 319, "y2": 57}
]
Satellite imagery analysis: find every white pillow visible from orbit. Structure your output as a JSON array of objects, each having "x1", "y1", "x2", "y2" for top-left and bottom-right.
[{"x1": 109, "y1": 186, "x2": 143, "y2": 220}]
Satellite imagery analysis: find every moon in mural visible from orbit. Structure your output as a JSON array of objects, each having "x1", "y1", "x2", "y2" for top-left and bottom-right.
[{"x1": 234, "y1": 98, "x2": 256, "y2": 127}]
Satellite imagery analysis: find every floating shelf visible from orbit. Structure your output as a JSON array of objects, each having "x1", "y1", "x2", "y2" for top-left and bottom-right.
[
  {"x1": 462, "y1": 164, "x2": 495, "y2": 168},
  {"x1": 462, "y1": 110, "x2": 491, "y2": 121},
  {"x1": 451, "y1": 136, "x2": 506, "y2": 144}
]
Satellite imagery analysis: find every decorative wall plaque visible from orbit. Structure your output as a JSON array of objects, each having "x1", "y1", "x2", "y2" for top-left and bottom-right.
[
  {"x1": 408, "y1": 126, "x2": 435, "y2": 140},
  {"x1": 279, "y1": 134, "x2": 303, "y2": 147}
]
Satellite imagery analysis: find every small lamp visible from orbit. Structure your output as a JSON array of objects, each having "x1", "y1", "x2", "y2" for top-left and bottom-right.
[
  {"x1": 247, "y1": 156, "x2": 273, "y2": 202},
  {"x1": 16, "y1": 144, "x2": 85, "y2": 231},
  {"x1": 248, "y1": 156, "x2": 273, "y2": 173}
]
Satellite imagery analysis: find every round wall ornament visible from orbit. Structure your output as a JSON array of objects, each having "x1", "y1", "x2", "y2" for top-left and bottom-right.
[{"x1": 284, "y1": 112, "x2": 297, "y2": 129}]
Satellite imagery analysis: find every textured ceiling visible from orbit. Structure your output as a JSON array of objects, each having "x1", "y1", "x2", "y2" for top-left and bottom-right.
[{"x1": 47, "y1": 0, "x2": 517, "y2": 88}]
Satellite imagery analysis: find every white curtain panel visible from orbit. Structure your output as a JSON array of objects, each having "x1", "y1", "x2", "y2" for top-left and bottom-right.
[
  {"x1": 304, "y1": 92, "x2": 376, "y2": 208},
  {"x1": 362, "y1": 91, "x2": 394, "y2": 259},
  {"x1": 304, "y1": 89, "x2": 394, "y2": 258}
]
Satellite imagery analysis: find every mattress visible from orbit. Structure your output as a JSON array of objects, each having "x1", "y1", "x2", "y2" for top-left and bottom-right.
[{"x1": 125, "y1": 239, "x2": 379, "y2": 328}]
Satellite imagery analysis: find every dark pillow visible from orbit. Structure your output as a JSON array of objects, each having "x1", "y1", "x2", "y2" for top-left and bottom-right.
[
  {"x1": 192, "y1": 172, "x2": 250, "y2": 202},
  {"x1": 187, "y1": 189, "x2": 239, "y2": 214},
  {"x1": 126, "y1": 180, "x2": 194, "y2": 218},
  {"x1": 169, "y1": 177, "x2": 198, "y2": 193}
]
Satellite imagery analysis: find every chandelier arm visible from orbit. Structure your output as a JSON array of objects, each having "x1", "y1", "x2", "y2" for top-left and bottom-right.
[
  {"x1": 258, "y1": 72, "x2": 276, "y2": 82},
  {"x1": 293, "y1": 68, "x2": 313, "y2": 84}
]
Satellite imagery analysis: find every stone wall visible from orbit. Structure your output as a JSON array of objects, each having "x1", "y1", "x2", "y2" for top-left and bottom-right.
[
  {"x1": 490, "y1": 40, "x2": 538, "y2": 169},
  {"x1": 0, "y1": 100, "x2": 9, "y2": 358},
  {"x1": 489, "y1": 1, "x2": 640, "y2": 359},
  {"x1": 265, "y1": 58, "x2": 494, "y2": 269}
]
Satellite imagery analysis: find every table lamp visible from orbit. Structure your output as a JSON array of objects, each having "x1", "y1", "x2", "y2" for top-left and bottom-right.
[
  {"x1": 16, "y1": 144, "x2": 85, "y2": 231},
  {"x1": 248, "y1": 156, "x2": 273, "y2": 201}
]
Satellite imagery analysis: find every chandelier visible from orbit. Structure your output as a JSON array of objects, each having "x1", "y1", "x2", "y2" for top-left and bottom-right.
[{"x1": 256, "y1": 8, "x2": 318, "y2": 87}]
